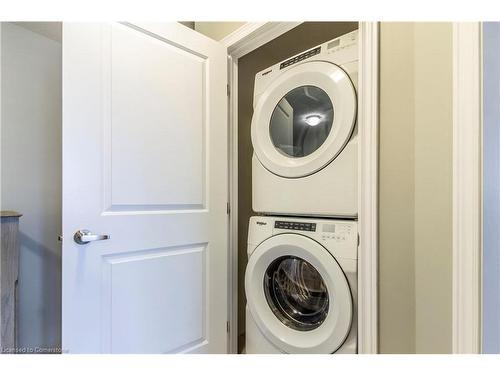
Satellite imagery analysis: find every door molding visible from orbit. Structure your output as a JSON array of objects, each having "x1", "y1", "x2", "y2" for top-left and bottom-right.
[
  {"x1": 357, "y1": 22, "x2": 379, "y2": 354},
  {"x1": 224, "y1": 21, "x2": 379, "y2": 354},
  {"x1": 452, "y1": 22, "x2": 482, "y2": 354},
  {"x1": 222, "y1": 22, "x2": 302, "y2": 59}
]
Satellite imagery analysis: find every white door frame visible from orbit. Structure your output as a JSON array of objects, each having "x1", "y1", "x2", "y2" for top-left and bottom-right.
[
  {"x1": 357, "y1": 22, "x2": 379, "y2": 354},
  {"x1": 452, "y1": 22, "x2": 483, "y2": 354},
  {"x1": 223, "y1": 22, "x2": 380, "y2": 354}
]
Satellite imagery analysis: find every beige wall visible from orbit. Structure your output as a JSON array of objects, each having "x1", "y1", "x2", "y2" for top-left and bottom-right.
[
  {"x1": 413, "y1": 23, "x2": 453, "y2": 353},
  {"x1": 379, "y1": 22, "x2": 453, "y2": 353},
  {"x1": 194, "y1": 22, "x2": 245, "y2": 41},
  {"x1": 379, "y1": 22, "x2": 416, "y2": 354}
]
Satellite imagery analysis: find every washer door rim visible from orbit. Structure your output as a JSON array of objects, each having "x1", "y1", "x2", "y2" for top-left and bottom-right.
[
  {"x1": 251, "y1": 60, "x2": 357, "y2": 178},
  {"x1": 245, "y1": 233, "x2": 353, "y2": 354}
]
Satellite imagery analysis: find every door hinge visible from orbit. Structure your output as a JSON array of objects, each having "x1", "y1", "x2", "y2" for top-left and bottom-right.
[
  {"x1": 226, "y1": 202, "x2": 231, "y2": 215},
  {"x1": 227, "y1": 84, "x2": 230, "y2": 97},
  {"x1": 226, "y1": 321, "x2": 230, "y2": 333},
  {"x1": 58, "y1": 235, "x2": 63, "y2": 242}
]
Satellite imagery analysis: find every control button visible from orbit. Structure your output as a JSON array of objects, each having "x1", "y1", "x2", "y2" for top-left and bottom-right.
[
  {"x1": 275, "y1": 220, "x2": 317, "y2": 232},
  {"x1": 279, "y1": 47, "x2": 321, "y2": 70}
]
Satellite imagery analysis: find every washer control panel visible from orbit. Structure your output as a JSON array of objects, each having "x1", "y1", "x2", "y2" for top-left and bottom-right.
[
  {"x1": 274, "y1": 220, "x2": 316, "y2": 232},
  {"x1": 270, "y1": 217, "x2": 358, "y2": 260},
  {"x1": 319, "y1": 222, "x2": 353, "y2": 242}
]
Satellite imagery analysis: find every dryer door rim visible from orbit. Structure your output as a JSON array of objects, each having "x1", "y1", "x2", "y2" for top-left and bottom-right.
[
  {"x1": 251, "y1": 60, "x2": 357, "y2": 178},
  {"x1": 245, "y1": 233, "x2": 353, "y2": 354}
]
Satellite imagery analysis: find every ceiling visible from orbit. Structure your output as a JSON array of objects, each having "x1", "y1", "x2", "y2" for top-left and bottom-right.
[{"x1": 13, "y1": 22, "x2": 62, "y2": 43}]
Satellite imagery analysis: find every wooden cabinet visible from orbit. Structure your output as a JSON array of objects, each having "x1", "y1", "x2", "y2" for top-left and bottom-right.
[{"x1": 0, "y1": 211, "x2": 22, "y2": 353}]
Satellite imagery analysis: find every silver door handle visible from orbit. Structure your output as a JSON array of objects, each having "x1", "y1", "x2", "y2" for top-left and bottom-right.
[{"x1": 74, "y1": 229, "x2": 110, "y2": 245}]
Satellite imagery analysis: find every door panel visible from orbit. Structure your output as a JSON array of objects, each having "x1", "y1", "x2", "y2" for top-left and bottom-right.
[
  {"x1": 62, "y1": 22, "x2": 228, "y2": 353},
  {"x1": 109, "y1": 25, "x2": 206, "y2": 208},
  {"x1": 103, "y1": 244, "x2": 206, "y2": 353}
]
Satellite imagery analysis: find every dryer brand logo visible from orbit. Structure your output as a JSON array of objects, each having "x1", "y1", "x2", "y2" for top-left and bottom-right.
[
  {"x1": 256, "y1": 221, "x2": 267, "y2": 226},
  {"x1": 261, "y1": 69, "x2": 272, "y2": 76}
]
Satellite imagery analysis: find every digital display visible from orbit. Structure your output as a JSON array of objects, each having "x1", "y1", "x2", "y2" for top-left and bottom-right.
[
  {"x1": 322, "y1": 224, "x2": 336, "y2": 233},
  {"x1": 280, "y1": 47, "x2": 321, "y2": 70},
  {"x1": 274, "y1": 220, "x2": 316, "y2": 232},
  {"x1": 327, "y1": 39, "x2": 340, "y2": 49}
]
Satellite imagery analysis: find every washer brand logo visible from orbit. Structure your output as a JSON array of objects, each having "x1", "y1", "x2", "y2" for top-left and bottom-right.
[
  {"x1": 256, "y1": 221, "x2": 267, "y2": 226},
  {"x1": 261, "y1": 69, "x2": 272, "y2": 76}
]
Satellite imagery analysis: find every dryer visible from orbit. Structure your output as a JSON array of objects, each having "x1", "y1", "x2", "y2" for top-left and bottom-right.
[
  {"x1": 251, "y1": 30, "x2": 358, "y2": 218},
  {"x1": 245, "y1": 216, "x2": 357, "y2": 354}
]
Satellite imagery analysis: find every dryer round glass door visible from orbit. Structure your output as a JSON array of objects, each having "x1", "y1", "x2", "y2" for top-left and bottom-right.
[
  {"x1": 251, "y1": 60, "x2": 357, "y2": 178},
  {"x1": 245, "y1": 233, "x2": 353, "y2": 354},
  {"x1": 269, "y1": 86, "x2": 334, "y2": 158}
]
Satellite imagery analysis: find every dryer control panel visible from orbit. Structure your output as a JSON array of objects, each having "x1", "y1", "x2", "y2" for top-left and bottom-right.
[
  {"x1": 253, "y1": 29, "x2": 359, "y2": 106},
  {"x1": 279, "y1": 46, "x2": 321, "y2": 70}
]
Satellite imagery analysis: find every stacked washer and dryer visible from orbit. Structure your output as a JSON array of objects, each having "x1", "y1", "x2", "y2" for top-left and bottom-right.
[{"x1": 245, "y1": 30, "x2": 359, "y2": 354}]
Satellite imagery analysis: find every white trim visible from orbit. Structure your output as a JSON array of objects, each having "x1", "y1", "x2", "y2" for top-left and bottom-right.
[
  {"x1": 227, "y1": 54, "x2": 239, "y2": 354},
  {"x1": 223, "y1": 22, "x2": 302, "y2": 59},
  {"x1": 357, "y1": 22, "x2": 379, "y2": 354},
  {"x1": 221, "y1": 22, "x2": 267, "y2": 49},
  {"x1": 452, "y1": 22, "x2": 482, "y2": 354},
  {"x1": 224, "y1": 21, "x2": 379, "y2": 354}
]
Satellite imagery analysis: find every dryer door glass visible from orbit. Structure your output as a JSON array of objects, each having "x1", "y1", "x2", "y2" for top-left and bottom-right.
[
  {"x1": 264, "y1": 255, "x2": 329, "y2": 331},
  {"x1": 269, "y1": 85, "x2": 334, "y2": 158}
]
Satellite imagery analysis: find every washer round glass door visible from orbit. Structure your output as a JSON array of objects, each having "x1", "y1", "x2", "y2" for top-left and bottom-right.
[
  {"x1": 251, "y1": 60, "x2": 357, "y2": 178},
  {"x1": 245, "y1": 233, "x2": 353, "y2": 354},
  {"x1": 264, "y1": 256, "x2": 329, "y2": 331}
]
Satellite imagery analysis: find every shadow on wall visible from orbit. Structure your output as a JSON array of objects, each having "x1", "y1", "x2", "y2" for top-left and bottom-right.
[
  {"x1": 18, "y1": 233, "x2": 61, "y2": 352},
  {"x1": 1, "y1": 22, "x2": 62, "y2": 353}
]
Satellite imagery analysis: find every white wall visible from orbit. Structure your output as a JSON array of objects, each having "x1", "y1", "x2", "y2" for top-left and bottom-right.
[
  {"x1": 482, "y1": 22, "x2": 500, "y2": 354},
  {"x1": 1, "y1": 22, "x2": 61, "y2": 351}
]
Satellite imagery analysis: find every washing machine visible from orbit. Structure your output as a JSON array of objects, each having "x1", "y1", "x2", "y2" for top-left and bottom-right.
[
  {"x1": 245, "y1": 216, "x2": 357, "y2": 354},
  {"x1": 251, "y1": 30, "x2": 358, "y2": 218}
]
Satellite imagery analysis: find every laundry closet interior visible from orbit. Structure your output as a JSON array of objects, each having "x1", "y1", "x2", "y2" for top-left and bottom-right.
[
  {"x1": 1, "y1": 21, "x2": 365, "y2": 354},
  {"x1": 233, "y1": 22, "x2": 360, "y2": 353}
]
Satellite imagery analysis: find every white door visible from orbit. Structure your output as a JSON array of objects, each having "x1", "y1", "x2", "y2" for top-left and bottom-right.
[{"x1": 62, "y1": 22, "x2": 228, "y2": 354}]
